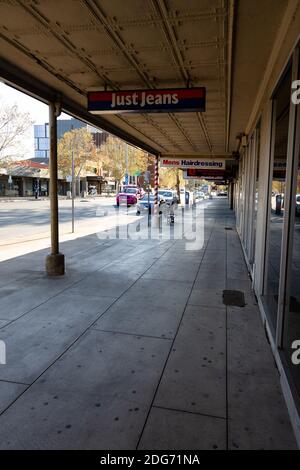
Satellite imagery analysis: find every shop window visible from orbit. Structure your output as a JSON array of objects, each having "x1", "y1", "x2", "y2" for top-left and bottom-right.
[
  {"x1": 251, "y1": 124, "x2": 261, "y2": 266},
  {"x1": 264, "y1": 64, "x2": 292, "y2": 331},
  {"x1": 282, "y1": 57, "x2": 300, "y2": 401}
]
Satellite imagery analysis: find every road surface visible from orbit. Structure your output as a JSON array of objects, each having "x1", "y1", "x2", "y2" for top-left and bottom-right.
[{"x1": 0, "y1": 197, "x2": 138, "y2": 245}]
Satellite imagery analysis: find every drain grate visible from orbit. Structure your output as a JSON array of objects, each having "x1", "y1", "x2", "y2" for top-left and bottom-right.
[
  {"x1": 224, "y1": 227, "x2": 233, "y2": 231},
  {"x1": 223, "y1": 290, "x2": 245, "y2": 307}
]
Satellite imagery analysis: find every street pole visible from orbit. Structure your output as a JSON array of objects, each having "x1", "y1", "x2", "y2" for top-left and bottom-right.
[
  {"x1": 71, "y1": 150, "x2": 75, "y2": 233},
  {"x1": 70, "y1": 124, "x2": 75, "y2": 233},
  {"x1": 125, "y1": 143, "x2": 128, "y2": 175},
  {"x1": 147, "y1": 183, "x2": 150, "y2": 227}
]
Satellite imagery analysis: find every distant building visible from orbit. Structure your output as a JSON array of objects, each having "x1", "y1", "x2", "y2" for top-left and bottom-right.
[{"x1": 34, "y1": 118, "x2": 108, "y2": 160}]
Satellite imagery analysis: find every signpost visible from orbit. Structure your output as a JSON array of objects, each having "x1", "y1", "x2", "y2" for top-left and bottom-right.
[
  {"x1": 144, "y1": 170, "x2": 150, "y2": 184},
  {"x1": 88, "y1": 88, "x2": 206, "y2": 114},
  {"x1": 71, "y1": 150, "x2": 75, "y2": 233}
]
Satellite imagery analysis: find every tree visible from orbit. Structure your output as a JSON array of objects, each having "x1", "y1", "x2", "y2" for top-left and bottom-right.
[
  {"x1": 57, "y1": 128, "x2": 96, "y2": 195},
  {"x1": 127, "y1": 145, "x2": 148, "y2": 179},
  {"x1": 100, "y1": 135, "x2": 148, "y2": 190},
  {"x1": 159, "y1": 167, "x2": 184, "y2": 194},
  {"x1": 0, "y1": 102, "x2": 33, "y2": 163}
]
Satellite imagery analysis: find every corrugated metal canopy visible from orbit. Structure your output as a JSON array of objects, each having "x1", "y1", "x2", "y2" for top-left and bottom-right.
[{"x1": 0, "y1": 0, "x2": 289, "y2": 156}]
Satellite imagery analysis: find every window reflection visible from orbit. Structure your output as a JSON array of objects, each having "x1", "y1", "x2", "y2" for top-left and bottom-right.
[
  {"x1": 283, "y1": 146, "x2": 300, "y2": 398},
  {"x1": 252, "y1": 125, "x2": 261, "y2": 267},
  {"x1": 264, "y1": 65, "x2": 292, "y2": 331}
]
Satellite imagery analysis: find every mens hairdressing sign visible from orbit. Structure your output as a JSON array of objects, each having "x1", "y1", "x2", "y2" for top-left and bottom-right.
[
  {"x1": 161, "y1": 158, "x2": 225, "y2": 170},
  {"x1": 88, "y1": 88, "x2": 205, "y2": 114}
]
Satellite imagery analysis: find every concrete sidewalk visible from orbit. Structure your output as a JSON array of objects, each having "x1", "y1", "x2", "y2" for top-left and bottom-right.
[{"x1": 0, "y1": 199, "x2": 297, "y2": 449}]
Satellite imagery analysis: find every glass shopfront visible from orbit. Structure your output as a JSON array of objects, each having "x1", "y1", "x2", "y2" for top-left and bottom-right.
[
  {"x1": 234, "y1": 42, "x2": 300, "y2": 436},
  {"x1": 282, "y1": 53, "x2": 300, "y2": 404},
  {"x1": 264, "y1": 64, "x2": 292, "y2": 331},
  {"x1": 251, "y1": 125, "x2": 261, "y2": 268},
  {"x1": 283, "y1": 142, "x2": 300, "y2": 401}
]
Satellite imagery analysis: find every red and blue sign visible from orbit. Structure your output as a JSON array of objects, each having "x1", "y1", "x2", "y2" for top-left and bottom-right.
[{"x1": 88, "y1": 88, "x2": 206, "y2": 114}]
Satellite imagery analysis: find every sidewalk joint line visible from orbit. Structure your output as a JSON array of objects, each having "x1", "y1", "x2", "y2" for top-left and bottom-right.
[
  {"x1": 90, "y1": 327, "x2": 173, "y2": 341},
  {"x1": 153, "y1": 405, "x2": 227, "y2": 421}
]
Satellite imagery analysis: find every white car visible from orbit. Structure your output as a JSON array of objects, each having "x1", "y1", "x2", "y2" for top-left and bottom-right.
[
  {"x1": 195, "y1": 191, "x2": 205, "y2": 200},
  {"x1": 158, "y1": 189, "x2": 178, "y2": 206}
]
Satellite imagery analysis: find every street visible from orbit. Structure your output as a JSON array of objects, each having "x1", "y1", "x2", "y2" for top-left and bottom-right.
[
  {"x1": 0, "y1": 196, "x2": 217, "y2": 261},
  {"x1": 0, "y1": 197, "x2": 139, "y2": 243},
  {"x1": 0, "y1": 197, "x2": 139, "y2": 261}
]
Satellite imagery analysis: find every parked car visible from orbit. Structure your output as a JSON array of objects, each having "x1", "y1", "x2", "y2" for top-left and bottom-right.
[
  {"x1": 195, "y1": 191, "x2": 205, "y2": 200},
  {"x1": 116, "y1": 187, "x2": 140, "y2": 206},
  {"x1": 217, "y1": 190, "x2": 228, "y2": 197},
  {"x1": 136, "y1": 194, "x2": 165, "y2": 215},
  {"x1": 158, "y1": 189, "x2": 178, "y2": 205},
  {"x1": 123, "y1": 184, "x2": 145, "y2": 197}
]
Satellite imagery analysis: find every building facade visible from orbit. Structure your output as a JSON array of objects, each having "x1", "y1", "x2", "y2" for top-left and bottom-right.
[{"x1": 234, "y1": 22, "x2": 300, "y2": 443}]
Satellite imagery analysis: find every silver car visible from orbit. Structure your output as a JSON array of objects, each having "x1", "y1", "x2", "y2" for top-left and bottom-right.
[
  {"x1": 158, "y1": 189, "x2": 178, "y2": 206},
  {"x1": 136, "y1": 194, "x2": 166, "y2": 215}
]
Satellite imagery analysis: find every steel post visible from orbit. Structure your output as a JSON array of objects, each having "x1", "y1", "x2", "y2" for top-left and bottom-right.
[{"x1": 45, "y1": 102, "x2": 65, "y2": 275}]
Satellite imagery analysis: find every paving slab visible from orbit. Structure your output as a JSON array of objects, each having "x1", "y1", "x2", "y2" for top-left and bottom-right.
[
  {"x1": 227, "y1": 305, "x2": 297, "y2": 449},
  {"x1": 138, "y1": 407, "x2": 226, "y2": 450},
  {"x1": 119, "y1": 278, "x2": 192, "y2": 308},
  {"x1": 226, "y1": 277, "x2": 253, "y2": 292},
  {"x1": 0, "y1": 271, "x2": 84, "y2": 321},
  {"x1": 154, "y1": 305, "x2": 226, "y2": 418},
  {"x1": 188, "y1": 288, "x2": 225, "y2": 308},
  {"x1": 159, "y1": 253, "x2": 204, "y2": 265},
  {"x1": 194, "y1": 272, "x2": 226, "y2": 290},
  {"x1": 0, "y1": 293, "x2": 115, "y2": 383},
  {"x1": 67, "y1": 271, "x2": 136, "y2": 300},
  {"x1": 142, "y1": 262, "x2": 199, "y2": 283},
  {"x1": 0, "y1": 329, "x2": 171, "y2": 450},
  {"x1": 93, "y1": 297, "x2": 185, "y2": 339},
  {"x1": 0, "y1": 381, "x2": 28, "y2": 414},
  {"x1": 228, "y1": 371, "x2": 297, "y2": 449}
]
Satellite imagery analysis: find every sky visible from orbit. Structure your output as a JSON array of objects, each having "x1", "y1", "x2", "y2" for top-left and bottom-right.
[{"x1": 0, "y1": 82, "x2": 70, "y2": 159}]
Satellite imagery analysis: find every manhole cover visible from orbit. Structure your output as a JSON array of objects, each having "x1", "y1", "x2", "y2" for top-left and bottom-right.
[{"x1": 223, "y1": 290, "x2": 245, "y2": 307}]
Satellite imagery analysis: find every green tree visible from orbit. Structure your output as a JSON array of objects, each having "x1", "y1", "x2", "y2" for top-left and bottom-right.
[
  {"x1": 159, "y1": 167, "x2": 184, "y2": 195},
  {"x1": 57, "y1": 128, "x2": 96, "y2": 195},
  {"x1": 101, "y1": 135, "x2": 148, "y2": 191}
]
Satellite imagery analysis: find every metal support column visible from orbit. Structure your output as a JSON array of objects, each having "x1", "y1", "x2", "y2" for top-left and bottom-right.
[{"x1": 45, "y1": 102, "x2": 65, "y2": 276}]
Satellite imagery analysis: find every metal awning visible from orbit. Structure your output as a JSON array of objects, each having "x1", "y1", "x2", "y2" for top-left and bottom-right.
[{"x1": 0, "y1": 0, "x2": 289, "y2": 156}]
